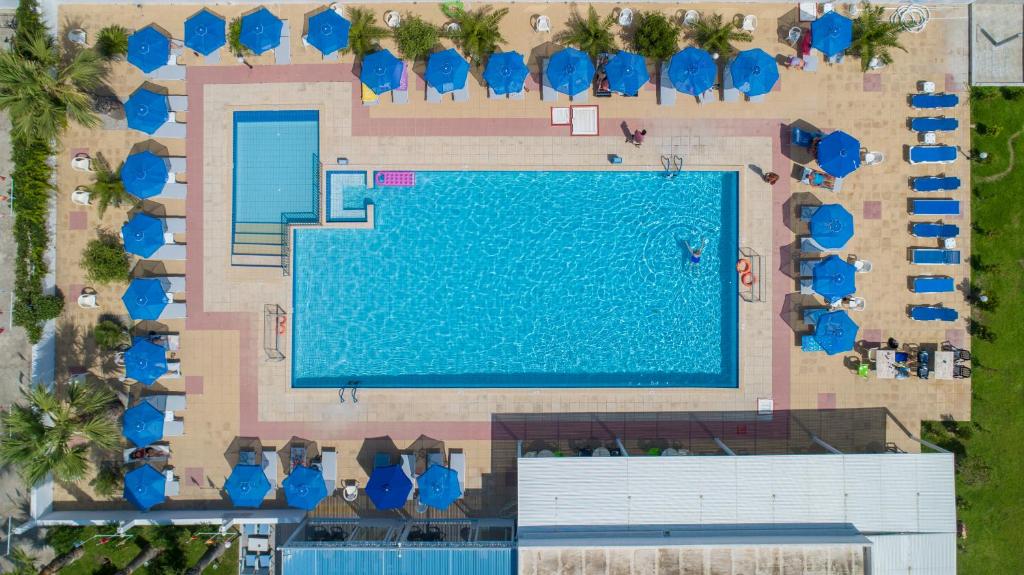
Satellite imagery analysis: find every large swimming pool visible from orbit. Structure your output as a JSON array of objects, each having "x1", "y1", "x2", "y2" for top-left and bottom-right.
[{"x1": 292, "y1": 170, "x2": 738, "y2": 388}]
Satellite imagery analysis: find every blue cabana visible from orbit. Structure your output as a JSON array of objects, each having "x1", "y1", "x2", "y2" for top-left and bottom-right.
[
  {"x1": 729, "y1": 49, "x2": 779, "y2": 97},
  {"x1": 811, "y1": 11, "x2": 853, "y2": 58},
  {"x1": 128, "y1": 26, "x2": 170, "y2": 73},
  {"x1": 546, "y1": 47, "x2": 596, "y2": 96},
  {"x1": 809, "y1": 204, "x2": 854, "y2": 249},
  {"x1": 240, "y1": 7, "x2": 283, "y2": 55},
  {"x1": 125, "y1": 88, "x2": 169, "y2": 135},
  {"x1": 425, "y1": 48, "x2": 470, "y2": 94},
  {"x1": 121, "y1": 151, "x2": 169, "y2": 199},
  {"x1": 306, "y1": 9, "x2": 350, "y2": 56},
  {"x1": 604, "y1": 51, "x2": 649, "y2": 96},
  {"x1": 668, "y1": 47, "x2": 716, "y2": 96},
  {"x1": 122, "y1": 278, "x2": 170, "y2": 321},
  {"x1": 122, "y1": 213, "x2": 166, "y2": 258},
  {"x1": 813, "y1": 310, "x2": 859, "y2": 355},
  {"x1": 417, "y1": 464, "x2": 461, "y2": 510},
  {"x1": 366, "y1": 464, "x2": 413, "y2": 510},
  {"x1": 817, "y1": 130, "x2": 861, "y2": 178},
  {"x1": 483, "y1": 51, "x2": 528, "y2": 95},
  {"x1": 122, "y1": 401, "x2": 165, "y2": 447},
  {"x1": 225, "y1": 464, "x2": 272, "y2": 508},
  {"x1": 185, "y1": 9, "x2": 226, "y2": 56},
  {"x1": 361, "y1": 49, "x2": 405, "y2": 95},
  {"x1": 811, "y1": 255, "x2": 857, "y2": 302},
  {"x1": 283, "y1": 465, "x2": 328, "y2": 510},
  {"x1": 124, "y1": 464, "x2": 166, "y2": 511},
  {"x1": 125, "y1": 337, "x2": 168, "y2": 385}
]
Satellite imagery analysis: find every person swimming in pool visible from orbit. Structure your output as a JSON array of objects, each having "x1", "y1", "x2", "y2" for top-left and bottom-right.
[{"x1": 686, "y1": 239, "x2": 707, "y2": 264}]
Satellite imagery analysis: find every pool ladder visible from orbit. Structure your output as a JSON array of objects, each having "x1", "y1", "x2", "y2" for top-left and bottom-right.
[{"x1": 661, "y1": 154, "x2": 684, "y2": 174}]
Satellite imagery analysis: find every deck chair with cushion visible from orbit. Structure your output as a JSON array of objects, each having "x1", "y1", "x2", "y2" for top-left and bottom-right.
[
  {"x1": 912, "y1": 222, "x2": 959, "y2": 238},
  {"x1": 912, "y1": 176, "x2": 960, "y2": 192},
  {"x1": 910, "y1": 117, "x2": 958, "y2": 132},
  {"x1": 361, "y1": 83, "x2": 379, "y2": 107},
  {"x1": 910, "y1": 305, "x2": 959, "y2": 322},
  {"x1": 801, "y1": 335, "x2": 823, "y2": 352},
  {"x1": 453, "y1": 84, "x2": 470, "y2": 102},
  {"x1": 659, "y1": 63, "x2": 676, "y2": 106},
  {"x1": 909, "y1": 145, "x2": 957, "y2": 164},
  {"x1": 722, "y1": 65, "x2": 740, "y2": 102},
  {"x1": 911, "y1": 93, "x2": 959, "y2": 109},
  {"x1": 912, "y1": 276, "x2": 955, "y2": 293},
  {"x1": 164, "y1": 469, "x2": 181, "y2": 496},
  {"x1": 320, "y1": 448, "x2": 337, "y2": 492},
  {"x1": 911, "y1": 248, "x2": 961, "y2": 265},
  {"x1": 541, "y1": 59, "x2": 559, "y2": 102},
  {"x1": 911, "y1": 198, "x2": 960, "y2": 216},
  {"x1": 275, "y1": 21, "x2": 291, "y2": 65},
  {"x1": 262, "y1": 449, "x2": 279, "y2": 493},
  {"x1": 426, "y1": 84, "x2": 443, "y2": 103},
  {"x1": 392, "y1": 65, "x2": 409, "y2": 104},
  {"x1": 449, "y1": 449, "x2": 466, "y2": 498},
  {"x1": 164, "y1": 418, "x2": 184, "y2": 436}
]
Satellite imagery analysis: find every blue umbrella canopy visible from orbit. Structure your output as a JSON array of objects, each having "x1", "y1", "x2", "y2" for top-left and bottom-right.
[
  {"x1": 811, "y1": 11, "x2": 853, "y2": 58},
  {"x1": 122, "y1": 278, "x2": 170, "y2": 321},
  {"x1": 416, "y1": 464, "x2": 461, "y2": 510},
  {"x1": 125, "y1": 88, "x2": 169, "y2": 135},
  {"x1": 366, "y1": 464, "x2": 413, "y2": 510},
  {"x1": 122, "y1": 213, "x2": 166, "y2": 258},
  {"x1": 729, "y1": 49, "x2": 779, "y2": 97},
  {"x1": 668, "y1": 47, "x2": 716, "y2": 96},
  {"x1": 125, "y1": 337, "x2": 168, "y2": 385},
  {"x1": 425, "y1": 48, "x2": 470, "y2": 93},
  {"x1": 361, "y1": 49, "x2": 405, "y2": 95},
  {"x1": 604, "y1": 51, "x2": 649, "y2": 96},
  {"x1": 817, "y1": 131, "x2": 862, "y2": 178},
  {"x1": 122, "y1": 401, "x2": 165, "y2": 447},
  {"x1": 128, "y1": 26, "x2": 170, "y2": 73},
  {"x1": 811, "y1": 255, "x2": 857, "y2": 302},
  {"x1": 121, "y1": 152, "x2": 169, "y2": 199},
  {"x1": 546, "y1": 47, "x2": 596, "y2": 96},
  {"x1": 124, "y1": 464, "x2": 166, "y2": 510},
  {"x1": 225, "y1": 464, "x2": 272, "y2": 507},
  {"x1": 185, "y1": 9, "x2": 226, "y2": 56},
  {"x1": 240, "y1": 7, "x2": 283, "y2": 55},
  {"x1": 483, "y1": 51, "x2": 529, "y2": 95},
  {"x1": 306, "y1": 9, "x2": 350, "y2": 56},
  {"x1": 282, "y1": 465, "x2": 328, "y2": 510},
  {"x1": 814, "y1": 310, "x2": 859, "y2": 355},
  {"x1": 809, "y1": 204, "x2": 855, "y2": 250}
]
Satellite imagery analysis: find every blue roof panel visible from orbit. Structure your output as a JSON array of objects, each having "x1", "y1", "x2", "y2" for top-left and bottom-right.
[{"x1": 281, "y1": 547, "x2": 514, "y2": 575}]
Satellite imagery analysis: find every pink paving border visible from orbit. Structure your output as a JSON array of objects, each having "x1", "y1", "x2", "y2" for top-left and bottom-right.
[{"x1": 185, "y1": 64, "x2": 792, "y2": 440}]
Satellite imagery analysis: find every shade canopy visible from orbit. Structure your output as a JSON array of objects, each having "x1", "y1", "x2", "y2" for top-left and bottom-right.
[
  {"x1": 306, "y1": 9, "x2": 350, "y2": 55},
  {"x1": 729, "y1": 49, "x2": 779, "y2": 97},
  {"x1": 124, "y1": 464, "x2": 166, "y2": 510},
  {"x1": 814, "y1": 310, "x2": 859, "y2": 355},
  {"x1": 122, "y1": 278, "x2": 170, "y2": 320},
  {"x1": 128, "y1": 26, "x2": 170, "y2": 73},
  {"x1": 366, "y1": 464, "x2": 413, "y2": 510},
  {"x1": 604, "y1": 51, "x2": 649, "y2": 96},
  {"x1": 240, "y1": 7, "x2": 283, "y2": 55},
  {"x1": 361, "y1": 49, "x2": 405, "y2": 95},
  {"x1": 122, "y1": 213, "x2": 166, "y2": 258},
  {"x1": 121, "y1": 151, "x2": 169, "y2": 199},
  {"x1": 809, "y1": 204, "x2": 855, "y2": 249},
  {"x1": 225, "y1": 464, "x2": 272, "y2": 507},
  {"x1": 546, "y1": 47, "x2": 596, "y2": 96},
  {"x1": 817, "y1": 130, "x2": 862, "y2": 178},
  {"x1": 483, "y1": 51, "x2": 529, "y2": 95},
  {"x1": 283, "y1": 465, "x2": 328, "y2": 510},
  {"x1": 811, "y1": 255, "x2": 857, "y2": 302},
  {"x1": 425, "y1": 48, "x2": 470, "y2": 93},
  {"x1": 125, "y1": 88, "x2": 169, "y2": 135},
  {"x1": 417, "y1": 464, "x2": 462, "y2": 510},
  {"x1": 122, "y1": 401, "x2": 164, "y2": 447},
  {"x1": 811, "y1": 11, "x2": 853, "y2": 58},
  {"x1": 125, "y1": 337, "x2": 168, "y2": 385},
  {"x1": 668, "y1": 47, "x2": 716, "y2": 96},
  {"x1": 185, "y1": 9, "x2": 226, "y2": 56}
]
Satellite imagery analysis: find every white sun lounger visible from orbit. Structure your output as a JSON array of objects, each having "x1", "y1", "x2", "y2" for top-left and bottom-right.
[
  {"x1": 659, "y1": 63, "x2": 676, "y2": 107},
  {"x1": 262, "y1": 449, "x2": 279, "y2": 493},
  {"x1": 204, "y1": 50, "x2": 221, "y2": 65},
  {"x1": 153, "y1": 121, "x2": 187, "y2": 139},
  {"x1": 319, "y1": 448, "x2": 337, "y2": 493},
  {"x1": 159, "y1": 302, "x2": 187, "y2": 320},
  {"x1": 275, "y1": 21, "x2": 291, "y2": 65},
  {"x1": 453, "y1": 84, "x2": 470, "y2": 102},
  {"x1": 164, "y1": 469, "x2": 181, "y2": 496},
  {"x1": 400, "y1": 452, "x2": 416, "y2": 499},
  {"x1": 149, "y1": 333, "x2": 180, "y2": 352},
  {"x1": 449, "y1": 449, "x2": 465, "y2": 498},
  {"x1": 722, "y1": 66, "x2": 740, "y2": 102},
  {"x1": 697, "y1": 87, "x2": 716, "y2": 105},
  {"x1": 488, "y1": 86, "x2": 503, "y2": 100},
  {"x1": 509, "y1": 88, "x2": 524, "y2": 100},
  {"x1": 149, "y1": 243, "x2": 186, "y2": 261},
  {"x1": 157, "y1": 182, "x2": 188, "y2": 199},
  {"x1": 167, "y1": 95, "x2": 188, "y2": 112},
  {"x1": 143, "y1": 394, "x2": 187, "y2": 412},
  {"x1": 541, "y1": 59, "x2": 559, "y2": 102},
  {"x1": 570, "y1": 88, "x2": 588, "y2": 103},
  {"x1": 748, "y1": 93, "x2": 765, "y2": 103},
  {"x1": 157, "y1": 276, "x2": 187, "y2": 293},
  {"x1": 426, "y1": 84, "x2": 442, "y2": 103},
  {"x1": 162, "y1": 360, "x2": 182, "y2": 379},
  {"x1": 164, "y1": 419, "x2": 185, "y2": 437},
  {"x1": 426, "y1": 451, "x2": 444, "y2": 469},
  {"x1": 149, "y1": 53, "x2": 187, "y2": 81},
  {"x1": 159, "y1": 217, "x2": 187, "y2": 234}
]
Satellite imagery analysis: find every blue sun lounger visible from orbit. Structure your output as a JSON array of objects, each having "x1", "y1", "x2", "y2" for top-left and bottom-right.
[
  {"x1": 910, "y1": 117, "x2": 959, "y2": 132},
  {"x1": 911, "y1": 93, "x2": 959, "y2": 109},
  {"x1": 912, "y1": 176, "x2": 960, "y2": 192},
  {"x1": 912, "y1": 222, "x2": 959, "y2": 238},
  {"x1": 913, "y1": 276, "x2": 955, "y2": 293},
  {"x1": 801, "y1": 334, "x2": 824, "y2": 352},
  {"x1": 910, "y1": 145, "x2": 957, "y2": 164},
  {"x1": 791, "y1": 127, "x2": 823, "y2": 149},
  {"x1": 912, "y1": 248, "x2": 961, "y2": 265},
  {"x1": 802, "y1": 307, "x2": 828, "y2": 325},
  {"x1": 911, "y1": 198, "x2": 960, "y2": 215},
  {"x1": 910, "y1": 306, "x2": 959, "y2": 322}
]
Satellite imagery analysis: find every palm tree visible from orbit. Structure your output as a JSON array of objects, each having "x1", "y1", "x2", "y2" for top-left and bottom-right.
[
  {"x1": 0, "y1": 382, "x2": 119, "y2": 485},
  {"x1": 441, "y1": 5, "x2": 509, "y2": 66},
  {"x1": 7, "y1": 547, "x2": 38, "y2": 575},
  {"x1": 94, "y1": 319, "x2": 129, "y2": 350},
  {"x1": 0, "y1": 27, "x2": 106, "y2": 143},
  {"x1": 345, "y1": 7, "x2": 390, "y2": 58},
  {"x1": 87, "y1": 154, "x2": 133, "y2": 216},
  {"x1": 556, "y1": 6, "x2": 617, "y2": 58},
  {"x1": 850, "y1": 2, "x2": 907, "y2": 71},
  {"x1": 685, "y1": 13, "x2": 752, "y2": 59}
]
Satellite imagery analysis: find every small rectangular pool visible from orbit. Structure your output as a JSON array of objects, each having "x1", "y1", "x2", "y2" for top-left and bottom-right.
[{"x1": 292, "y1": 170, "x2": 738, "y2": 388}]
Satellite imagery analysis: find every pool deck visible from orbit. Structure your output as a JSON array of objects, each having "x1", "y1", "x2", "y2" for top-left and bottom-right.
[{"x1": 52, "y1": 2, "x2": 970, "y2": 507}]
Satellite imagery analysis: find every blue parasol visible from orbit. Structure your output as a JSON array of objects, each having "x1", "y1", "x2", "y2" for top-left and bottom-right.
[
  {"x1": 225, "y1": 464, "x2": 272, "y2": 508},
  {"x1": 809, "y1": 204, "x2": 855, "y2": 249},
  {"x1": 240, "y1": 7, "x2": 283, "y2": 55},
  {"x1": 122, "y1": 278, "x2": 170, "y2": 321},
  {"x1": 811, "y1": 11, "x2": 853, "y2": 58},
  {"x1": 122, "y1": 213, "x2": 166, "y2": 258},
  {"x1": 729, "y1": 49, "x2": 779, "y2": 97},
  {"x1": 483, "y1": 51, "x2": 529, "y2": 95},
  {"x1": 604, "y1": 51, "x2": 649, "y2": 96},
  {"x1": 125, "y1": 88, "x2": 169, "y2": 135},
  {"x1": 425, "y1": 48, "x2": 470, "y2": 94},
  {"x1": 122, "y1": 401, "x2": 165, "y2": 447},
  {"x1": 120, "y1": 152, "x2": 169, "y2": 199},
  {"x1": 124, "y1": 464, "x2": 166, "y2": 510},
  {"x1": 668, "y1": 47, "x2": 716, "y2": 96},
  {"x1": 416, "y1": 464, "x2": 461, "y2": 510},
  {"x1": 282, "y1": 465, "x2": 328, "y2": 510},
  {"x1": 817, "y1": 130, "x2": 862, "y2": 178},
  {"x1": 361, "y1": 49, "x2": 405, "y2": 95},
  {"x1": 546, "y1": 47, "x2": 596, "y2": 96},
  {"x1": 366, "y1": 464, "x2": 413, "y2": 510},
  {"x1": 813, "y1": 310, "x2": 859, "y2": 355},
  {"x1": 811, "y1": 255, "x2": 857, "y2": 302},
  {"x1": 185, "y1": 9, "x2": 226, "y2": 56},
  {"x1": 306, "y1": 9, "x2": 350, "y2": 56},
  {"x1": 128, "y1": 26, "x2": 170, "y2": 73},
  {"x1": 125, "y1": 337, "x2": 168, "y2": 385}
]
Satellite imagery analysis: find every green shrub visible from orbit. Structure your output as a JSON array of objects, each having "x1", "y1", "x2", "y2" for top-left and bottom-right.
[
  {"x1": 12, "y1": 294, "x2": 63, "y2": 342},
  {"x1": 630, "y1": 12, "x2": 679, "y2": 61},
  {"x1": 999, "y1": 86, "x2": 1024, "y2": 100},
  {"x1": 228, "y1": 17, "x2": 251, "y2": 56},
  {"x1": 957, "y1": 456, "x2": 992, "y2": 487},
  {"x1": 93, "y1": 319, "x2": 128, "y2": 349},
  {"x1": 970, "y1": 86, "x2": 998, "y2": 102},
  {"x1": 89, "y1": 463, "x2": 123, "y2": 498},
  {"x1": 394, "y1": 15, "x2": 439, "y2": 61},
  {"x1": 81, "y1": 232, "x2": 130, "y2": 284},
  {"x1": 95, "y1": 25, "x2": 128, "y2": 60},
  {"x1": 975, "y1": 122, "x2": 1002, "y2": 137}
]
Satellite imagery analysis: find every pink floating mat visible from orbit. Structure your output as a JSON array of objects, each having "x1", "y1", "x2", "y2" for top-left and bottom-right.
[{"x1": 375, "y1": 171, "x2": 416, "y2": 187}]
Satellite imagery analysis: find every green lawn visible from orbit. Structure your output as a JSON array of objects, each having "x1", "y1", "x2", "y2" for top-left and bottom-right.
[
  {"x1": 922, "y1": 87, "x2": 1024, "y2": 573},
  {"x1": 46, "y1": 525, "x2": 238, "y2": 575}
]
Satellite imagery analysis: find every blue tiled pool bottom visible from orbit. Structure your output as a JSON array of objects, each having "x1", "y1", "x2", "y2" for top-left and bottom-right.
[
  {"x1": 232, "y1": 110, "x2": 319, "y2": 224},
  {"x1": 293, "y1": 170, "x2": 738, "y2": 388}
]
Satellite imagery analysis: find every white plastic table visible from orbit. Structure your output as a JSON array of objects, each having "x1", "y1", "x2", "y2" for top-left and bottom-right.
[{"x1": 935, "y1": 351, "x2": 956, "y2": 380}]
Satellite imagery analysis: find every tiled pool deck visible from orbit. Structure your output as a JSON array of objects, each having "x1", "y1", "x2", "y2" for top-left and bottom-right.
[{"x1": 53, "y1": 3, "x2": 971, "y2": 506}]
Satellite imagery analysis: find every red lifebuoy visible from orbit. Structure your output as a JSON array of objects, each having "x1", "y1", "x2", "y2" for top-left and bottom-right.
[
  {"x1": 736, "y1": 259, "x2": 750, "y2": 273},
  {"x1": 278, "y1": 316, "x2": 288, "y2": 335},
  {"x1": 741, "y1": 272, "x2": 755, "y2": 286}
]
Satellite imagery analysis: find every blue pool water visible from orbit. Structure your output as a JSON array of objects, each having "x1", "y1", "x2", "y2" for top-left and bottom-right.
[
  {"x1": 232, "y1": 110, "x2": 319, "y2": 224},
  {"x1": 292, "y1": 170, "x2": 738, "y2": 388}
]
